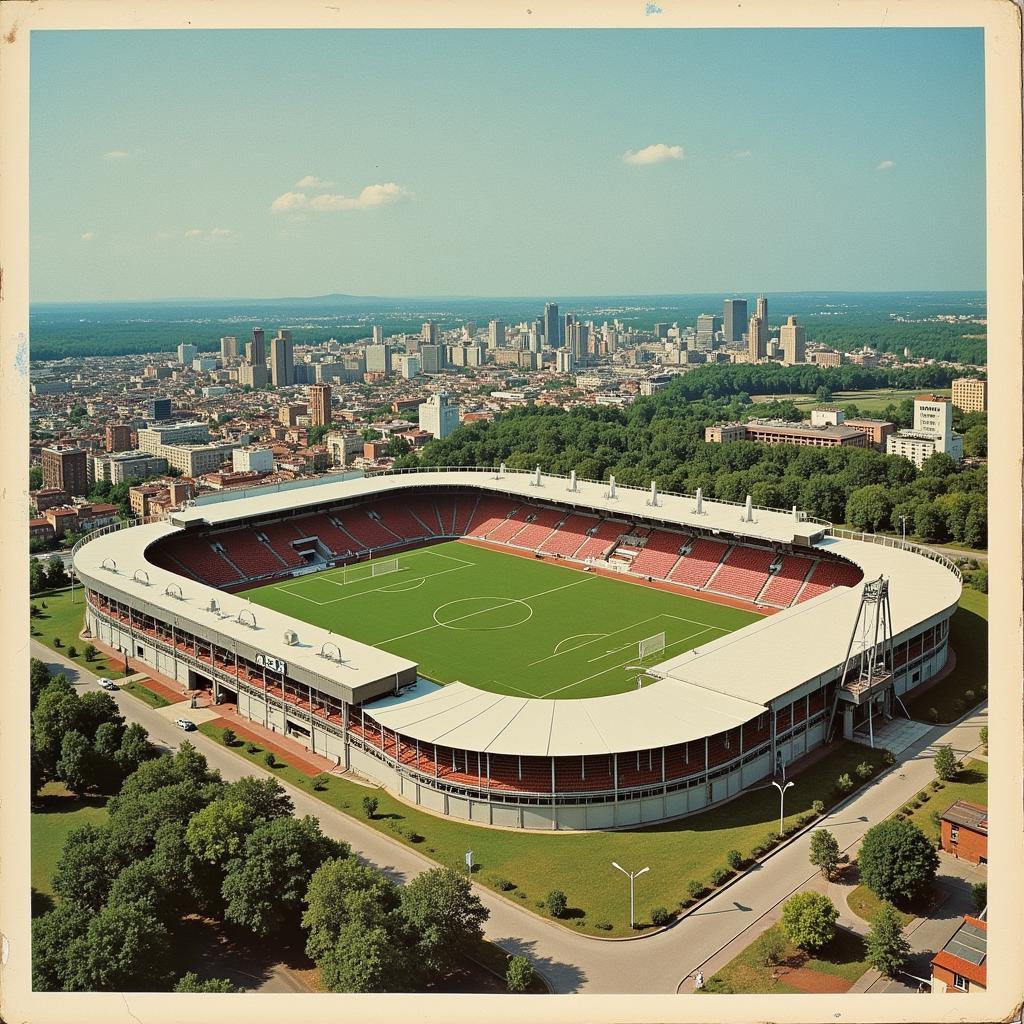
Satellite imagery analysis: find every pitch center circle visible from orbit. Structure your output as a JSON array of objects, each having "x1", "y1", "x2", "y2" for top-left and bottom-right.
[{"x1": 432, "y1": 596, "x2": 534, "y2": 631}]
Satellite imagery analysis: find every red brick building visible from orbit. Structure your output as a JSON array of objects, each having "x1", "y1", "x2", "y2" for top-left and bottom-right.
[
  {"x1": 931, "y1": 915, "x2": 987, "y2": 994},
  {"x1": 939, "y1": 800, "x2": 988, "y2": 864}
]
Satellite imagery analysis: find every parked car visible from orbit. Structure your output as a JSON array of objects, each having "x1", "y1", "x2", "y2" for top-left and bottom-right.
[
  {"x1": 175, "y1": 718, "x2": 197, "y2": 731},
  {"x1": 98, "y1": 678, "x2": 118, "y2": 691}
]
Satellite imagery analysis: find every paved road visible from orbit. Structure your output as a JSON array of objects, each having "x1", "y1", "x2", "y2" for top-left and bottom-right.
[{"x1": 31, "y1": 640, "x2": 988, "y2": 995}]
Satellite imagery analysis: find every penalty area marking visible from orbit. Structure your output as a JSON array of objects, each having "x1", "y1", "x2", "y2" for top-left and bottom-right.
[
  {"x1": 552, "y1": 632, "x2": 607, "y2": 655},
  {"x1": 377, "y1": 577, "x2": 427, "y2": 594}
]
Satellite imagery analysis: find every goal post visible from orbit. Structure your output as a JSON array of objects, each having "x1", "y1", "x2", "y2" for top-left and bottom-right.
[
  {"x1": 371, "y1": 557, "x2": 401, "y2": 578},
  {"x1": 638, "y1": 631, "x2": 666, "y2": 660},
  {"x1": 342, "y1": 557, "x2": 402, "y2": 585}
]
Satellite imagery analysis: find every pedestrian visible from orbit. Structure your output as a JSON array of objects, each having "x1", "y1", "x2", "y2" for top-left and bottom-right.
[{"x1": 694, "y1": 971, "x2": 704, "y2": 991}]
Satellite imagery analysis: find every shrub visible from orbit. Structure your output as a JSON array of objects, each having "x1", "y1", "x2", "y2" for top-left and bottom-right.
[
  {"x1": 929, "y1": 809, "x2": 941, "y2": 831},
  {"x1": 855, "y1": 761, "x2": 874, "y2": 780},
  {"x1": 710, "y1": 867, "x2": 730, "y2": 887},
  {"x1": 312, "y1": 773, "x2": 329, "y2": 791},
  {"x1": 859, "y1": 817, "x2": 939, "y2": 906},
  {"x1": 917, "y1": 791, "x2": 928, "y2": 802},
  {"x1": 781, "y1": 892, "x2": 838, "y2": 952},
  {"x1": 595, "y1": 921, "x2": 613, "y2": 931},
  {"x1": 759, "y1": 927, "x2": 787, "y2": 967},
  {"x1": 83, "y1": 644, "x2": 98, "y2": 663},
  {"x1": 979, "y1": 726, "x2": 988, "y2": 752},
  {"x1": 766, "y1": 831, "x2": 782, "y2": 846},
  {"x1": 246, "y1": 741, "x2": 259, "y2": 754},
  {"x1": 927, "y1": 707, "x2": 939, "y2": 723},
  {"x1": 880, "y1": 749, "x2": 897, "y2": 767},
  {"x1": 901, "y1": 805, "x2": 914, "y2": 815},
  {"x1": 221, "y1": 727, "x2": 236, "y2": 746},
  {"x1": 546, "y1": 889, "x2": 567, "y2": 918},
  {"x1": 811, "y1": 799, "x2": 825, "y2": 815},
  {"x1": 361, "y1": 795, "x2": 379, "y2": 819},
  {"x1": 650, "y1": 906, "x2": 671, "y2": 927},
  {"x1": 263, "y1": 751, "x2": 276, "y2": 769},
  {"x1": 408, "y1": 831, "x2": 424, "y2": 843},
  {"x1": 686, "y1": 880, "x2": 706, "y2": 901},
  {"x1": 490, "y1": 876, "x2": 515, "y2": 892},
  {"x1": 750, "y1": 846, "x2": 766, "y2": 860},
  {"x1": 703, "y1": 977, "x2": 733, "y2": 993},
  {"x1": 934, "y1": 745, "x2": 958, "y2": 781},
  {"x1": 929, "y1": 780, "x2": 941, "y2": 791},
  {"x1": 971, "y1": 882, "x2": 987, "y2": 915},
  {"x1": 964, "y1": 689, "x2": 976, "y2": 705},
  {"x1": 506, "y1": 955, "x2": 534, "y2": 993},
  {"x1": 726, "y1": 849, "x2": 744, "y2": 871},
  {"x1": 54, "y1": 637, "x2": 62, "y2": 647},
  {"x1": 66, "y1": 645, "x2": 78, "y2": 659},
  {"x1": 835, "y1": 773, "x2": 854, "y2": 795}
]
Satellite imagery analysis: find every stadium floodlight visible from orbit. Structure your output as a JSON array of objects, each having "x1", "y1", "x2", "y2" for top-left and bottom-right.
[
  {"x1": 771, "y1": 780, "x2": 794, "y2": 836},
  {"x1": 611, "y1": 862, "x2": 649, "y2": 930}
]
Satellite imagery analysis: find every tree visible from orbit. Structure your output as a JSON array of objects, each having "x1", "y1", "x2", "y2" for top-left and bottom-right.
[
  {"x1": 780, "y1": 892, "x2": 838, "y2": 952},
  {"x1": 809, "y1": 829, "x2": 841, "y2": 880},
  {"x1": 858, "y1": 818, "x2": 939, "y2": 907},
  {"x1": 76, "y1": 690, "x2": 124, "y2": 740},
  {"x1": 399, "y1": 866, "x2": 489, "y2": 979},
  {"x1": 221, "y1": 775, "x2": 293, "y2": 821},
  {"x1": 221, "y1": 727, "x2": 237, "y2": 746},
  {"x1": 865, "y1": 904, "x2": 910, "y2": 977},
  {"x1": 317, "y1": 923, "x2": 413, "y2": 992},
  {"x1": 185, "y1": 798, "x2": 260, "y2": 868},
  {"x1": 174, "y1": 972, "x2": 238, "y2": 993},
  {"x1": 53, "y1": 824, "x2": 117, "y2": 911},
  {"x1": 506, "y1": 955, "x2": 535, "y2": 993},
  {"x1": 971, "y1": 881, "x2": 987, "y2": 915},
  {"x1": 546, "y1": 889, "x2": 567, "y2": 917},
  {"x1": 82, "y1": 643, "x2": 99, "y2": 663},
  {"x1": 844, "y1": 485, "x2": 893, "y2": 533},
  {"x1": 759, "y1": 927, "x2": 787, "y2": 967},
  {"x1": 115, "y1": 722, "x2": 153, "y2": 776},
  {"x1": 222, "y1": 815, "x2": 348, "y2": 936},
  {"x1": 32, "y1": 681, "x2": 82, "y2": 770},
  {"x1": 30, "y1": 559, "x2": 49, "y2": 593},
  {"x1": 362, "y1": 795, "x2": 379, "y2": 819},
  {"x1": 934, "y1": 745, "x2": 958, "y2": 781},
  {"x1": 46, "y1": 554, "x2": 69, "y2": 589},
  {"x1": 66, "y1": 644, "x2": 79, "y2": 659},
  {"x1": 31, "y1": 901, "x2": 92, "y2": 991},
  {"x1": 30, "y1": 658, "x2": 53, "y2": 709},
  {"x1": 56, "y1": 729, "x2": 96, "y2": 794},
  {"x1": 79, "y1": 901, "x2": 173, "y2": 991},
  {"x1": 107, "y1": 856, "x2": 180, "y2": 923},
  {"x1": 913, "y1": 501, "x2": 946, "y2": 542}
]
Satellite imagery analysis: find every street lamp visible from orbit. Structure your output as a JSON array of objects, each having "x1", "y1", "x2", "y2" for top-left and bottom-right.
[
  {"x1": 898, "y1": 515, "x2": 909, "y2": 544},
  {"x1": 771, "y1": 780, "x2": 794, "y2": 836},
  {"x1": 611, "y1": 861, "x2": 649, "y2": 930}
]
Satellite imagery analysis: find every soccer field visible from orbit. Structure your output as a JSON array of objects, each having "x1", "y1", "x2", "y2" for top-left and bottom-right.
[{"x1": 246, "y1": 542, "x2": 761, "y2": 699}]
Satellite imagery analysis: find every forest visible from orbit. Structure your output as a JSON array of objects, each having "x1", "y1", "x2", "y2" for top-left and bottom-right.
[{"x1": 397, "y1": 370, "x2": 987, "y2": 550}]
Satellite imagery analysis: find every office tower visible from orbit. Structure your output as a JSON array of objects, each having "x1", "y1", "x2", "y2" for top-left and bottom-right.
[
  {"x1": 219, "y1": 336, "x2": 239, "y2": 361},
  {"x1": 399, "y1": 354, "x2": 421, "y2": 379},
  {"x1": 563, "y1": 312, "x2": 575, "y2": 345},
  {"x1": 372, "y1": 325, "x2": 384, "y2": 345},
  {"x1": 487, "y1": 319, "x2": 506, "y2": 349},
  {"x1": 779, "y1": 315, "x2": 806, "y2": 364},
  {"x1": 543, "y1": 302, "x2": 561, "y2": 347},
  {"x1": 279, "y1": 403, "x2": 307, "y2": 427},
  {"x1": 567, "y1": 322, "x2": 589, "y2": 360},
  {"x1": 756, "y1": 295, "x2": 767, "y2": 323},
  {"x1": 105, "y1": 424, "x2": 133, "y2": 453},
  {"x1": 270, "y1": 330, "x2": 295, "y2": 387},
  {"x1": 418, "y1": 393, "x2": 460, "y2": 439},
  {"x1": 309, "y1": 383, "x2": 333, "y2": 427},
  {"x1": 250, "y1": 327, "x2": 266, "y2": 366},
  {"x1": 421, "y1": 320, "x2": 439, "y2": 345},
  {"x1": 695, "y1": 314, "x2": 721, "y2": 351},
  {"x1": 723, "y1": 299, "x2": 748, "y2": 344},
  {"x1": 366, "y1": 343, "x2": 393, "y2": 376},
  {"x1": 147, "y1": 398, "x2": 172, "y2": 421},
  {"x1": 556, "y1": 350, "x2": 575, "y2": 373},
  {"x1": 420, "y1": 344, "x2": 443, "y2": 374},
  {"x1": 654, "y1": 323, "x2": 671, "y2": 340},
  {"x1": 527, "y1": 330, "x2": 542, "y2": 353},
  {"x1": 951, "y1": 377, "x2": 987, "y2": 413},
  {"x1": 532, "y1": 317, "x2": 544, "y2": 342},
  {"x1": 176, "y1": 343, "x2": 197, "y2": 365},
  {"x1": 41, "y1": 445, "x2": 88, "y2": 496},
  {"x1": 747, "y1": 314, "x2": 767, "y2": 361}
]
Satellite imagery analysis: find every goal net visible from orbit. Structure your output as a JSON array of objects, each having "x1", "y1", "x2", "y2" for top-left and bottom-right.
[
  {"x1": 342, "y1": 558, "x2": 402, "y2": 584},
  {"x1": 638, "y1": 631, "x2": 666, "y2": 660}
]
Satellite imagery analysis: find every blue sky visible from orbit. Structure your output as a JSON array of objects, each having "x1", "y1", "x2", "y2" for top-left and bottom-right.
[{"x1": 30, "y1": 28, "x2": 985, "y2": 301}]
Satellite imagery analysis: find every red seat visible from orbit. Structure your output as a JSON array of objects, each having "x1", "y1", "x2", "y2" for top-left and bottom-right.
[
  {"x1": 669, "y1": 538, "x2": 729, "y2": 588},
  {"x1": 631, "y1": 529, "x2": 688, "y2": 578},
  {"x1": 761, "y1": 554, "x2": 815, "y2": 607},
  {"x1": 710, "y1": 545, "x2": 776, "y2": 600}
]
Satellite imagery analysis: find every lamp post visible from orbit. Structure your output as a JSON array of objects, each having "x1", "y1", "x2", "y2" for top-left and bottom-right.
[
  {"x1": 898, "y1": 515, "x2": 909, "y2": 544},
  {"x1": 611, "y1": 861, "x2": 649, "y2": 930},
  {"x1": 771, "y1": 780, "x2": 794, "y2": 836}
]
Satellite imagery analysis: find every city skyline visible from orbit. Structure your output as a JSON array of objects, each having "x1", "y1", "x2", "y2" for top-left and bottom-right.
[{"x1": 30, "y1": 27, "x2": 985, "y2": 302}]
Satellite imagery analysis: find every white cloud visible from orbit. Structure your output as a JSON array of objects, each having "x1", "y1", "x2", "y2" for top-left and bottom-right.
[
  {"x1": 295, "y1": 175, "x2": 334, "y2": 190},
  {"x1": 181, "y1": 227, "x2": 234, "y2": 241},
  {"x1": 209, "y1": 227, "x2": 233, "y2": 239},
  {"x1": 80, "y1": 231, "x2": 95, "y2": 242},
  {"x1": 271, "y1": 191, "x2": 309, "y2": 212},
  {"x1": 104, "y1": 149, "x2": 130, "y2": 160},
  {"x1": 734, "y1": 149, "x2": 752, "y2": 159},
  {"x1": 622, "y1": 143, "x2": 684, "y2": 166},
  {"x1": 273, "y1": 182, "x2": 412, "y2": 213},
  {"x1": 184, "y1": 228, "x2": 204, "y2": 239},
  {"x1": 876, "y1": 159, "x2": 895, "y2": 171}
]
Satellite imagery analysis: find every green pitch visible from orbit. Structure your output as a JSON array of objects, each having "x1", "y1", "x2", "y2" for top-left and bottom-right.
[{"x1": 246, "y1": 542, "x2": 762, "y2": 699}]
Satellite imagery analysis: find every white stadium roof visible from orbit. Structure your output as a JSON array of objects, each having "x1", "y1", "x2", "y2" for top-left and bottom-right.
[{"x1": 75, "y1": 469, "x2": 962, "y2": 757}]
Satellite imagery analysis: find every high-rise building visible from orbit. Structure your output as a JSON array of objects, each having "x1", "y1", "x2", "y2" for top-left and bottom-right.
[
  {"x1": 147, "y1": 398, "x2": 172, "y2": 421},
  {"x1": 886, "y1": 395, "x2": 964, "y2": 467},
  {"x1": 747, "y1": 315, "x2": 767, "y2": 361},
  {"x1": 105, "y1": 424, "x2": 133, "y2": 453},
  {"x1": 399, "y1": 354, "x2": 421, "y2": 379},
  {"x1": 366, "y1": 344, "x2": 392, "y2": 376},
  {"x1": 270, "y1": 330, "x2": 295, "y2": 387},
  {"x1": 421, "y1": 320, "x2": 439, "y2": 345},
  {"x1": 176, "y1": 343, "x2": 197, "y2": 365},
  {"x1": 723, "y1": 299, "x2": 748, "y2": 344},
  {"x1": 247, "y1": 327, "x2": 266, "y2": 367},
  {"x1": 309, "y1": 384, "x2": 332, "y2": 427},
  {"x1": 418, "y1": 392, "x2": 460, "y2": 439},
  {"x1": 779, "y1": 315, "x2": 806, "y2": 364},
  {"x1": 756, "y1": 294, "x2": 768, "y2": 323},
  {"x1": 238, "y1": 362, "x2": 268, "y2": 388},
  {"x1": 420, "y1": 344, "x2": 444, "y2": 374},
  {"x1": 543, "y1": 302, "x2": 561, "y2": 347},
  {"x1": 219, "y1": 336, "x2": 239, "y2": 361},
  {"x1": 654, "y1": 322, "x2": 672, "y2": 340},
  {"x1": 41, "y1": 445, "x2": 88, "y2": 496},
  {"x1": 487, "y1": 319, "x2": 506, "y2": 349},
  {"x1": 951, "y1": 377, "x2": 988, "y2": 413},
  {"x1": 279, "y1": 403, "x2": 307, "y2": 427},
  {"x1": 372, "y1": 325, "x2": 384, "y2": 345},
  {"x1": 695, "y1": 314, "x2": 721, "y2": 351}
]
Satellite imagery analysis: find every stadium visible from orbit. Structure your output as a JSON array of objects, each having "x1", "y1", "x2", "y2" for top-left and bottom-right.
[{"x1": 72, "y1": 468, "x2": 962, "y2": 830}]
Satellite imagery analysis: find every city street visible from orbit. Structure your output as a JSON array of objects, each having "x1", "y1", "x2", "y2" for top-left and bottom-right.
[{"x1": 31, "y1": 639, "x2": 987, "y2": 994}]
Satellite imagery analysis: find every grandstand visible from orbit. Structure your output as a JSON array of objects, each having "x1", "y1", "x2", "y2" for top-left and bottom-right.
[{"x1": 74, "y1": 467, "x2": 962, "y2": 831}]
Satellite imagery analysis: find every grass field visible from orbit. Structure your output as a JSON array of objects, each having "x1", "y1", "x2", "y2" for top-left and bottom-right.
[
  {"x1": 199, "y1": 721, "x2": 889, "y2": 938},
  {"x1": 750, "y1": 387, "x2": 951, "y2": 413},
  {"x1": 247, "y1": 542, "x2": 760, "y2": 699},
  {"x1": 30, "y1": 587, "x2": 126, "y2": 679}
]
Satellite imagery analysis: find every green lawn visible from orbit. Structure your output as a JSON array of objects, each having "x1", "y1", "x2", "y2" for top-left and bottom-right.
[
  {"x1": 30, "y1": 588, "x2": 126, "y2": 679},
  {"x1": 119, "y1": 679, "x2": 172, "y2": 708},
  {"x1": 846, "y1": 884, "x2": 916, "y2": 928},
  {"x1": 246, "y1": 541, "x2": 760, "y2": 700},
  {"x1": 750, "y1": 388, "x2": 951, "y2": 414},
  {"x1": 199, "y1": 721, "x2": 889, "y2": 938},
  {"x1": 702, "y1": 922, "x2": 869, "y2": 994},
  {"x1": 906, "y1": 589, "x2": 988, "y2": 723},
  {"x1": 31, "y1": 781, "x2": 109, "y2": 914}
]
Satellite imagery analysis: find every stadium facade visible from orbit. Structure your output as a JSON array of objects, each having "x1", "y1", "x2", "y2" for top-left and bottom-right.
[{"x1": 72, "y1": 469, "x2": 961, "y2": 831}]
